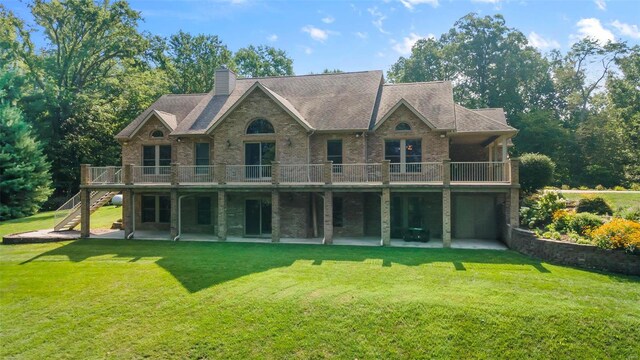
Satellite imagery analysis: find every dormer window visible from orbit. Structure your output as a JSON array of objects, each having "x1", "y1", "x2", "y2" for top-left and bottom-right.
[
  {"x1": 246, "y1": 119, "x2": 275, "y2": 134},
  {"x1": 151, "y1": 130, "x2": 164, "y2": 138},
  {"x1": 395, "y1": 122, "x2": 411, "y2": 131}
]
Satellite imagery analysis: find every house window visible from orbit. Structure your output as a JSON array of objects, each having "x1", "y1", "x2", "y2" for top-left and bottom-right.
[
  {"x1": 195, "y1": 143, "x2": 210, "y2": 175},
  {"x1": 150, "y1": 130, "x2": 164, "y2": 138},
  {"x1": 142, "y1": 145, "x2": 171, "y2": 174},
  {"x1": 385, "y1": 139, "x2": 422, "y2": 172},
  {"x1": 333, "y1": 197, "x2": 343, "y2": 227},
  {"x1": 246, "y1": 119, "x2": 275, "y2": 134},
  {"x1": 395, "y1": 123, "x2": 411, "y2": 131},
  {"x1": 197, "y1": 197, "x2": 211, "y2": 225},
  {"x1": 327, "y1": 139, "x2": 343, "y2": 173},
  {"x1": 141, "y1": 195, "x2": 170, "y2": 223}
]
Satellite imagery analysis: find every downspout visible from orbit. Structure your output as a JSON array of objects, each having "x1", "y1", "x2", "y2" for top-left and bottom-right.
[
  {"x1": 173, "y1": 195, "x2": 187, "y2": 241},
  {"x1": 126, "y1": 193, "x2": 135, "y2": 239}
]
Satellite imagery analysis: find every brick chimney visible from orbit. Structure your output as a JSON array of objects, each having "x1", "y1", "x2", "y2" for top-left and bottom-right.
[{"x1": 214, "y1": 67, "x2": 236, "y2": 96}]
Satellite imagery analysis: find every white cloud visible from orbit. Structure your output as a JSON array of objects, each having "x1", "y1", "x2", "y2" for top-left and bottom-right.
[
  {"x1": 267, "y1": 34, "x2": 278, "y2": 42},
  {"x1": 528, "y1": 32, "x2": 560, "y2": 50},
  {"x1": 229, "y1": 0, "x2": 247, "y2": 4},
  {"x1": 611, "y1": 20, "x2": 640, "y2": 39},
  {"x1": 367, "y1": 6, "x2": 389, "y2": 34},
  {"x1": 392, "y1": 33, "x2": 434, "y2": 55},
  {"x1": 301, "y1": 25, "x2": 338, "y2": 43},
  {"x1": 573, "y1": 18, "x2": 615, "y2": 44},
  {"x1": 376, "y1": 51, "x2": 386, "y2": 58},
  {"x1": 471, "y1": 0, "x2": 501, "y2": 3},
  {"x1": 399, "y1": 0, "x2": 439, "y2": 10},
  {"x1": 304, "y1": 47, "x2": 313, "y2": 55},
  {"x1": 594, "y1": 0, "x2": 606, "y2": 11},
  {"x1": 355, "y1": 32, "x2": 368, "y2": 39},
  {"x1": 321, "y1": 16, "x2": 335, "y2": 24}
]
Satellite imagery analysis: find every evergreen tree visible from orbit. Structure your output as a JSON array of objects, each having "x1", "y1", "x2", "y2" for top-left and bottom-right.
[{"x1": 0, "y1": 69, "x2": 52, "y2": 220}]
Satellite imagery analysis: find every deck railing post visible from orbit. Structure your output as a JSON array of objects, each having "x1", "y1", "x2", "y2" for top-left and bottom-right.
[
  {"x1": 324, "y1": 161, "x2": 333, "y2": 185},
  {"x1": 271, "y1": 161, "x2": 280, "y2": 185},
  {"x1": 510, "y1": 158, "x2": 519, "y2": 185},
  {"x1": 123, "y1": 164, "x2": 133, "y2": 185},
  {"x1": 442, "y1": 159, "x2": 451, "y2": 185},
  {"x1": 80, "y1": 164, "x2": 90, "y2": 185},
  {"x1": 216, "y1": 163, "x2": 226, "y2": 184},
  {"x1": 382, "y1": 160, "x2": 390, "y2": 184},
  {"x1": 171, "y1": 163, "x2": 179, "y2": 185}
]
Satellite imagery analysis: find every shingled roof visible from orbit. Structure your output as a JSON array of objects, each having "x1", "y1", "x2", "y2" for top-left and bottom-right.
[{"x1": 116, "y1": 70, "x2": 516, "y2": 139}]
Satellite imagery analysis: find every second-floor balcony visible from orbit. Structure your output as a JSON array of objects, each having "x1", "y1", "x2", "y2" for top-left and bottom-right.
[{"x1": 83, "y1": 160, "x2": 517, "y2": 187}]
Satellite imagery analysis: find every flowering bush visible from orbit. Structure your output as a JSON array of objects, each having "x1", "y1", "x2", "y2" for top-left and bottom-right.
[
  {"x1": 520, "y1": 192, "x2": 567, "y2": 229},
  {"x1": 568, "y1": 213, "x2": 604, "y2": 237},
  {"x1": 591, "y1": 219, "x2": 640, "y2": 254}
]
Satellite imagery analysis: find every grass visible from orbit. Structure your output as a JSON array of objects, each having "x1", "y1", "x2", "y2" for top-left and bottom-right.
[
  {"x1": 0, "y1": 205, "x2": 122, "y2": 239},
  {"x1": 560, "y1": 192, "x2": 640, "y2": 210},
  {"x1": 1, "y1": 240, "x2": 638, "y2": 359}
]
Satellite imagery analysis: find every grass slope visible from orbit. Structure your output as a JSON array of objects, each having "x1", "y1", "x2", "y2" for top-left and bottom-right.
[
  {"x1": 1, "y1": 240, "x2": 638, "y2": 359},
  {"x1": 561, "y1": 192, "x2": 640, "y2": 209},
  {"x1": 0, "y1": 206, "x2": 122, "y2": 238}
]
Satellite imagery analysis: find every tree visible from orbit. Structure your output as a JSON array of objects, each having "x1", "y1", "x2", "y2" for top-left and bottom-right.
[
  {"x1": 519, "y1": 153, "x2": 555, "y2": 194},
  {"x1": 0, "y1": 68, "x2": 52, "y2": 220},
  {"x1": 234, "y1": 45, "x2": 293, "y2": 77},
  {"x1": 163, "y1": 31, "x2": 234, "y2": 93}
]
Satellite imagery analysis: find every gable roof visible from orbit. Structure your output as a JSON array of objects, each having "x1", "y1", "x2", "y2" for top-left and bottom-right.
[
  {"x1": 116, "y1": 94, "x2": 206, "y2": 139},
  {"x1": 173, "y1": 70, "x2": 383, "y2": 135},
  {"x1": 454, "y1": 105, "x2": 516, "y2": 133},
  {"x1": 373, "y1": 99, "x2": 437, "y2": 130},
  {"x1": 374, "y1": 82, "x2": 456, "y2": 131}
]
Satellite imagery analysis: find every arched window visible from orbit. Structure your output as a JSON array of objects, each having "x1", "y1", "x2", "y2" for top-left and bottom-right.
[
  {"x1": 395, "y1": 122, "x2": 411, "y2": 131},
  {"x1": 151, "y1": 130, "x2": 164, "y2": 138},
  {"x1": 246, "y1": 119, "x2": 275, "y2": 134}
]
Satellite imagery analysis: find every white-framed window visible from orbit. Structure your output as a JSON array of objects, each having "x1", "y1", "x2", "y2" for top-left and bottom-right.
[
  {"x1": 142, "y1": 145, "x2": 171, "y2": 174},
  {"x1": 141, "y1": 195, "x2": 170, "y2": 223},
  {"x1": 385, "y1": 139, "x2": 422, "y2": 173}
]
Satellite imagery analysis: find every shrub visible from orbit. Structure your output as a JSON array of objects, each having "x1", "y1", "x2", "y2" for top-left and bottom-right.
[
  {"x1": 630, "y1": 183, "x2": 640, "y2": 191},
  {"x1": 613, "y1": 186, "x2": 626, "y2": 191},
  {"x1": 595, "y1": 184, "x2": 605, "y2": 190},
  {"x1": 520, "y1": 192, "x2": 566, "y2": 229},
  {"x1": 616, "y1": 207, "x2": 640, "y2": 222},
  {"x1": 578, "y1": 186, "x2": 589, "y2": 190},
  {"x1": 561, "y1": 185, "x2": 570, "y2": 190},
  {"x1": 550, "y1": 209, "x2": 573, "y2": 233},
  {"x1": 591, "y1": 218, "x2": 640, "y2": 254},
  {"x1": 567, "y1": 213, "x2": 604, "y2": 237},
  {"x1": 576, "y1": 197, "x2": 612, "y2": 215},
  {"x1": 519, "y1": 153, "x2": 555, "y2": 194}
]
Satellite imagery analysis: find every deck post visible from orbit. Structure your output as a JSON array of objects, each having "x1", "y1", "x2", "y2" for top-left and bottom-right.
[
  {"x1": 217, "y1": 191, "x2": 227, "y2": 240},
  {"x1": 323, "y1": 190, "x2": 333, "y2": 244},
  {"x1": 81, "y1": 163, "x2": 90, "y2": 185},
  {"x1": 272, "y1": 190, "x2": 280, "y2": 242},
  {"x1": 171, "y1": 163, "x2": 179, "y2": 185},
  {"x1": 509, "y1": 158, "x2": 519, "y2": 185},
  {"x1": 170, "y1": 189, "x2": 178, "y2": 239},
  {"x1": 442, "y1": 159, "x2": 451, "y2": 185},
  {"x1": 123, "y1": 164, "x2": 133, "y2": 185},
  {"x1": 381, "y1": 188, "x2": 391, "y2": 246},
  {"x1": 323, "y1": 161, "x2": 333, "y2": 184},
  {"x1": 442, "y1": 188, "x2": 451, "y2": 248},
  {"x1": 216, "y1": 163, "x2": 226, "y2": 184},
  {"x1": 80, "y1": 189, "x2": 91, "y2": 238},
  {"x1": 382, "y1": 160, "x2": 390, "y2": 184},
  {"x1": 509, "y1": 188, "x2": 520, "y2": 227},
  {"x1": 123, "y1": 189, "x2": 133, "y2": 238},
  {"x1": 271, "y1": 161, "x2": 280, "y2": 185}
]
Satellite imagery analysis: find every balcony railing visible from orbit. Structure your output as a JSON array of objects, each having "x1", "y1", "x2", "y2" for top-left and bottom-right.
[{"x1": 84, "y1": 161, "x2": 512, "y2": 185}]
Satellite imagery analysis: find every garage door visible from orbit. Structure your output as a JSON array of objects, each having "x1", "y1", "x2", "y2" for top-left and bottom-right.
[{"x1": 453, "y1": 194, "x2": 497, "y2": 239}]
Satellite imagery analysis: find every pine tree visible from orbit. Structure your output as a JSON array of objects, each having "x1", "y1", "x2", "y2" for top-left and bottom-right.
[{"x1": 0, "y1": 69, "x2": 52, "y2": 220}]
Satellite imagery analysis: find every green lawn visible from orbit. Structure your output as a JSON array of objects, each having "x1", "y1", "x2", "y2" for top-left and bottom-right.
[
  {"x1": 0, "y1": 205, "x2": 122, "y2": 238},
  {"x1": 560, "y1": 192, "x2": 640, "y2": 209},
  {"x1": 1, "y1": 240, "x2": 638, "y2": 359}
]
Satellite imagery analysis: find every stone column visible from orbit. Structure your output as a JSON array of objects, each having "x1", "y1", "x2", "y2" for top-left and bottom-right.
[
  {"x1": 80, "y1": 164, "x2": 91, "y2": 238},
  {"x1": 123, "y1": 164, "x2": 133, "y2": 185},
  {"x1": 442, "y1": 188, "x2": 451, "y2": 248},
  {"x1": 509, "y1": 188, "x2": 520, "y2": 227},
  {"x1": 381, "y1": 188, "x2": 391, "y2": 246},
  {"x1": 217, "y1": 191, "x2": 227, "y2": 240},
  {"x1": 442, "y1": 159, "x2": 451, "y2": 185},
  {"x1": 271, "y1": 190, "x2": 280, "y2": 242},
  {"x1": 271, "y1": 161, "x2": 280, "y2": 185},
  {"x1": 170, "y1": 189, "x2": 178, "y2": 239},
  {"x1": 171, "y1": 163, "x2": 179, "y2": 185},
  {"x1": 122, "y1": 189, "x2": 133, "y2": 238},
  {"x1": 324, "y1": 161, "x2": 333, "y2": 184},
  {"x1": 510, "y1": 158, "x2": 519, "y2": 185},
  {"x1": 323, "y1": 190, "x2": 333, "y2": 244},
  {"x1": 382, "y1": 160, "x2": 390, "y2": 184},
  {"x1": 216, "y1": 163, "x2": 226, "y2": 184}
]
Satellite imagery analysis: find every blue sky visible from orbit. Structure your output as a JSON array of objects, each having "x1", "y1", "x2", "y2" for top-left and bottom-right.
[{"x1": 6, "y1": 0, "x2": 640, "y2": 74}]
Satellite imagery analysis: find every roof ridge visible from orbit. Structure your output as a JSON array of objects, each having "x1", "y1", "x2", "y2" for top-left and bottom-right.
[
  {"x1": 164, "y1": 93, "x2": 208, "y2": 97},
  {"x1": 384, "y1": 80, "x2": 449, "y2": 86},
  {"x1": 236, "y1": 70, "x2": 382, "y2": 81},
  {"x1": 457, "y1": 105, "x2": 514, "y2": 129}
]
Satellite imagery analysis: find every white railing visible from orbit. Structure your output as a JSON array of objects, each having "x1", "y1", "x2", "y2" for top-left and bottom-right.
[
  {"x1": 451, "y1": 161, "x2": 509, "y2": 183},
  {"x1": 133, "y1": 166, "x2": 171, "y2": 183},
  {"x1": 53, "y1": 192, "x2": 82, "y2": 228},
  {"x1": 178, "y1": 165, "x2": 216, "y2": 183},
  {"x1": 332, "y1": 163, "x2": 382, "y2": 183},
  {"x1": 280, "y1": 164, "x2": 324, "y2": 183},
  {"x1": 89, "y1": 166, "x2": 122, "y2": 184},
  {"x1": 226, "y1": 165, "x2": 272, "y2": 183},
  {"x1": 390, "y1": 162, "x2": 443, "y2": 182}
]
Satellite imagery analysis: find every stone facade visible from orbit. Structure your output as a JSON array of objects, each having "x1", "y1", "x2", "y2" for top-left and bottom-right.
[
  {"x1": 507, "y1": 227, "x2": 640, "y2": 276},
  {"x1": 121, "y1": 116, "x2": 176, "y2": 166}
]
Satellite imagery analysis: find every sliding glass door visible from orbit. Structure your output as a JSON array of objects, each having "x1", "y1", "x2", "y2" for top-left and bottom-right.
[{"x1": 245, "y1": 142, "x2": 275, "y2": 178}]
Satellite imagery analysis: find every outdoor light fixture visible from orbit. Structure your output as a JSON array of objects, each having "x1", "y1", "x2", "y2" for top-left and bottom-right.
[
  {"x1": 286, "y1": 138, "x2": 292, "y2": 146},
  {"x1": 226, "y1": 139, "x2": 231, "y2": 148}
]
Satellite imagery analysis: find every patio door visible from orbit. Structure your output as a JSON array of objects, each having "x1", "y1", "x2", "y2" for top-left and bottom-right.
[
  {"x1": 245, "y1": 199, "x2": 272, "y2": 236},
  {"x1": 245, "y1": 142, "x2": 275, "y2": 178},
  {"x1": 385, "y1": 139, "x2": 422, "y2": 173}
]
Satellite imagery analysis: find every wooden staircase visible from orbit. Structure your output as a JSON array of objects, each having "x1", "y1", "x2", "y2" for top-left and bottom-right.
[{"x1": 53, "y1": 191, "x2": 119, "y2": 231}]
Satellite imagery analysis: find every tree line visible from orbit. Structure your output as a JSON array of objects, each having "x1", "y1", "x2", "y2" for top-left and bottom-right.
[{"x1": 1, "y1": 1, "x2": 638, "y2": 220}]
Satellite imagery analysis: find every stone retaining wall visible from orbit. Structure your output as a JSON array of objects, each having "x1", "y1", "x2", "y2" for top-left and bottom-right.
[{"x1": 506, "y1": 226, "x2": 640, "y2": 276}]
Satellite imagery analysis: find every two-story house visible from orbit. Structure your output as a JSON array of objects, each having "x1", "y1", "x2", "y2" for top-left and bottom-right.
[{"x1": 59, "y1": 69, "x2": 520, "y2": 247}]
